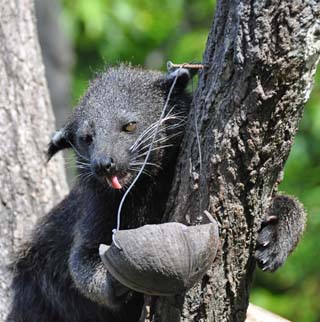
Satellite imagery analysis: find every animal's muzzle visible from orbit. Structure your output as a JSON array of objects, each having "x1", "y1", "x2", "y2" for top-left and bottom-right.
[{"x1": 91, "y1": 156, "x2": 116, "y2": 176}]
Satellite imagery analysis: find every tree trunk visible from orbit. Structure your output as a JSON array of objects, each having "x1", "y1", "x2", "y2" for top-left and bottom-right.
[
  {"x1": 0, "y1": 1, "x2": 68, "y2": 320},
  {"x1": 150, "y1": 0, "x2": 320, "y2": 321},
  {"x1": 34, "y1": 0, "x2": 74, "y2": 129}
]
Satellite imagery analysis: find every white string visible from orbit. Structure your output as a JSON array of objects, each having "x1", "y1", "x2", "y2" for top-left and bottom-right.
[
  {"x1": 114, "y1": 67, "x2": 183, "y2": 236},
  {"x1": 192, "y1": 78, "x2": 203, "y2": 223}
]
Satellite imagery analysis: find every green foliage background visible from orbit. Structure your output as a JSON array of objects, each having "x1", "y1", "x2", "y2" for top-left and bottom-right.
[{"x1": 60, "y1": 1, "x2": 320, "y2": 321}]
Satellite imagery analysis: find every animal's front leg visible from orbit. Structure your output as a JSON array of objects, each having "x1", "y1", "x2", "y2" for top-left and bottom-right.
[
  {"x1": 255, "y1": 194, "x2": 306, "y2": 272},
  {"x1": 69, "y1": 238, "x2": 131, "y2": 310}
]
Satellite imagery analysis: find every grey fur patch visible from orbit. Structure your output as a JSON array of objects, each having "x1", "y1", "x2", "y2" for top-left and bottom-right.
[
  {"x1": 51, "y1": 129, "x2": 65, "y2": 145},
  {"x1": 255, "y1": 194, "x2": 306, "y2": 272}
]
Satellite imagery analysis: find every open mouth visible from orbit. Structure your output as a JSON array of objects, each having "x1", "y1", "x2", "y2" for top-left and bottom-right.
[{"x1": 105, "y1": 173, "x2": 131, "y2": 190}]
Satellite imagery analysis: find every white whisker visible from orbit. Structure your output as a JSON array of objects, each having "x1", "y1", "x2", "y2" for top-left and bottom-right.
[
  {"x1": 136, "y1": 132, "x2": 182, "y2": 153},
  {"x1": 130, "y1": 112, "x2": 186, "y2": 152},
  {"x1": 67, "y1": 140, "x2": 89, "y2": 162},
  {"x1": 130, "y1": 161, "x2": 162, "y2": 169},
  {"x1": 134, "y1": 144, "x2": 173, "y2": 159},
  {"x1": 129, "y1": 167, "x2": 153, "y2": 178}
]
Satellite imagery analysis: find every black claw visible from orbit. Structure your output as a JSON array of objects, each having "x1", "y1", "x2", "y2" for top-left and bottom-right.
[
  {"x1": 265, "y1": 215, "x2": 278, "y2": 224},
  {"x1": 259, "y1": 215, "x2": 279, "y2": 230}
]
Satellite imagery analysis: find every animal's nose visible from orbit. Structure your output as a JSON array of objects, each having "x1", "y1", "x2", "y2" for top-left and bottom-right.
[{"x1": 92, "y1": 156, "x2": 116, "y2": 176}]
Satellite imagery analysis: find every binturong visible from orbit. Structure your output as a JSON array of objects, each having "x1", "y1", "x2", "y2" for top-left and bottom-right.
[
  {"x1": 7, "y1": 65, "x2": 196, "y2": 322},
  {"x1": 7, "y1": 64, "x2": 306, "y2": 322}
]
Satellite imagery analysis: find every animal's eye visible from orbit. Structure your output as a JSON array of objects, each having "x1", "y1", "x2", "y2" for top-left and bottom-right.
[
  {"x1": 80, "y1": 134, "x2": 93, "y2": 145},
  {"x1": 123, "y1": 122, "x2": 137, "y2": 133}
]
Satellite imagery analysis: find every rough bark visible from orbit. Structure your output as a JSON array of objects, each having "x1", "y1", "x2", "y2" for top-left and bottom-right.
[
  {"x1": 35, "y1": 0, "x2": 74, "y2": 129},
  {"x1": 34, "y1": 0, "x2": 74, "y2": 184},
  {"x1": 150, "y1": 0, "x2": 320, "y2": 321},
  {"x1": 0, "y1": 1, "x2": 68, "y2": 320}
]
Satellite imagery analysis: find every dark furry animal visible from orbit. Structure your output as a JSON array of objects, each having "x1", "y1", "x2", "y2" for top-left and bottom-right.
[
  {"x1": 7, "y1": 65, "x2": 306, "y2": 322},
  {"x1": 7, "y1": 65, "x2": 193, "y2": 322}
]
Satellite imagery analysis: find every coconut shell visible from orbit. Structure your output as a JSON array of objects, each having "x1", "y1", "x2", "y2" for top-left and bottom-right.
[{"x1": 99, "y1": 221, "x2": 219, "y2": 296}]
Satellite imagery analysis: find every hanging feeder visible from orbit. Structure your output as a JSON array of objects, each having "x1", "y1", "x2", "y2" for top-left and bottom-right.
[{"x1": 99, "y1": 221, "x2": 219, "y2": 296}]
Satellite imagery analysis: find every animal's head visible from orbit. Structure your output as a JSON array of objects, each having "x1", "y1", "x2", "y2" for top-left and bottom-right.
[{"x1": 48, "y1": 65, "x2": 193, "y2": 190}]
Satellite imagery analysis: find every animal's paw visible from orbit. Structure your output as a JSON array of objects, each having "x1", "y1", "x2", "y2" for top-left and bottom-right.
[
  {"x1": 255, "y1": 195, "x2": 306, "y2": 272},
  {"x1": 255, "y1": 215, "x2": 284, "y2": 272},
  {"x1": 105, "y1": 273, "x2": 132, "y2": 310}
]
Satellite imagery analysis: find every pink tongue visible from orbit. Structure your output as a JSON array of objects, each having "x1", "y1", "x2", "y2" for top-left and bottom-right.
[{"x1": 111, "y1": 176, "x2": 122, "y2": 189}]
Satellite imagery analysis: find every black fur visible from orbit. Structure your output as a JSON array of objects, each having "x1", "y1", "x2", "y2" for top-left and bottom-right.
[{"x1": 8, "y1": 65, "x2": 192, "y2": 322}]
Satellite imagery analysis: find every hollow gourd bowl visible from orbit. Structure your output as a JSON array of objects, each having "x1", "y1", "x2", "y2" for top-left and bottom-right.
[{"x1": 99, "y1": 221, "x2": 219, "y2": 296}]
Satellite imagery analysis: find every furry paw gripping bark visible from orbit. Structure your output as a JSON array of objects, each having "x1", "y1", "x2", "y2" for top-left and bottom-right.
[{"x1": 255, "y1": 194, "x2": 306, "y2": 272}]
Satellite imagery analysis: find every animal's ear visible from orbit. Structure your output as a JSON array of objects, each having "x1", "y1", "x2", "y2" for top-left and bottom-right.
[
  {"x1": 47, "y1": 122, "x2": 73, "y2": 161},
  {"x1": 156, "y1": 67, "x2": 197, "y2": 92},
  {"x1": 167, "y1": 61, "x2": 198, "y2": 89},
  {"x1": 166, "y1": 67, "x2": 195, "y2": 90}
]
